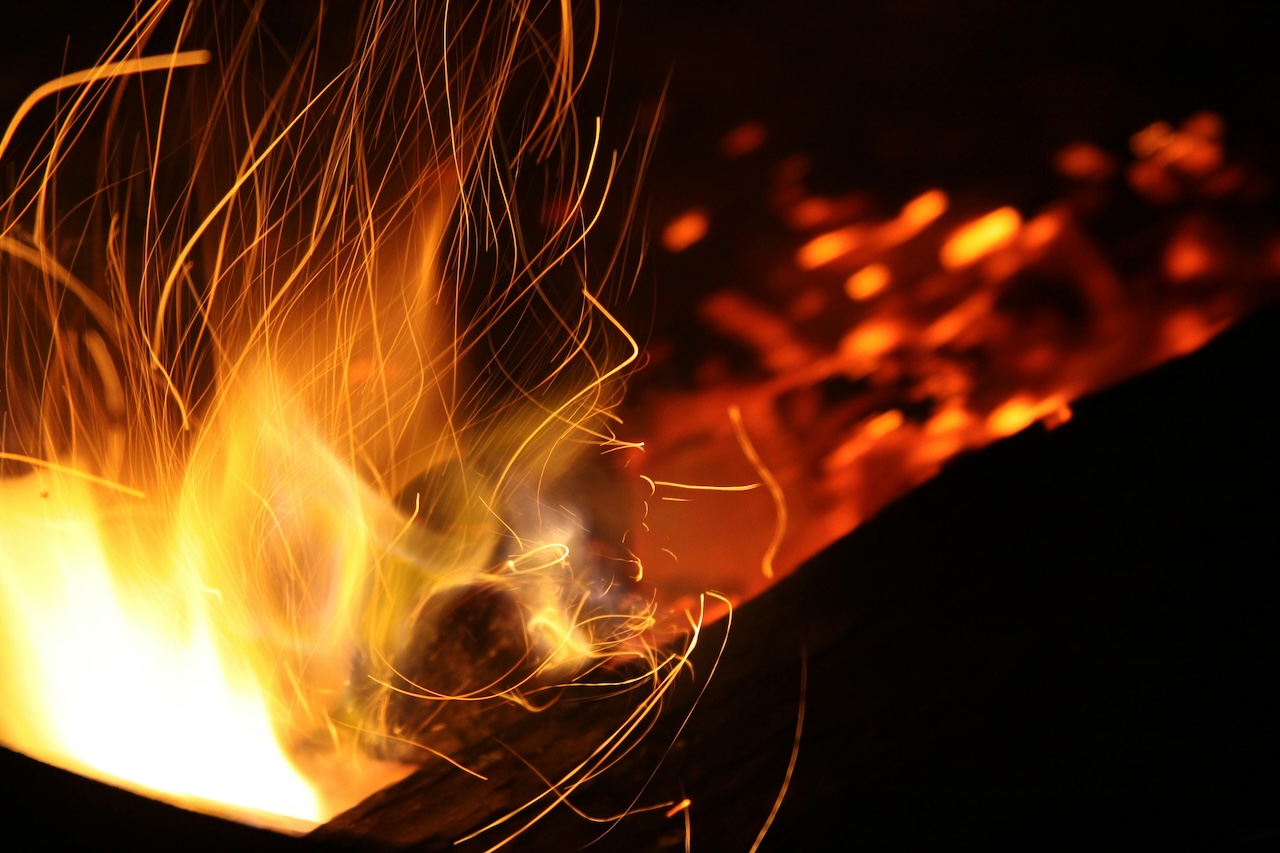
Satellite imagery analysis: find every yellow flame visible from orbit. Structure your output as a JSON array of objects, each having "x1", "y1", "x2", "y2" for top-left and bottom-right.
[
  {"x1": 797, "y1": 226, "x2": 863, "y2": 269},
  {"x1": 940, "y1": 207, "x2": 1022, "y2": 270},
  {"x1": 0, "y1": 0, "x2": 660, "y2": 834},
  {"x1": 846, "y1": 263, "x2": 891, "y2": 301},
  {"x1": 0, "y1": 472, "x2": 322, "y2": 824}
]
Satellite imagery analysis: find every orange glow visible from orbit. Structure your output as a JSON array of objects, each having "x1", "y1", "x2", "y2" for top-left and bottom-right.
[
  {"x1": 1021, "y1": 211, "x2": 1064, "y2": 252},
  {"x1": 986, "y1": 395, "x2": 1069, "y2": 438},
  {"x1": 1165, "y1": 235, "x2": 1216, "y2": 282},
  {"x1": 1184, "y1": 111, "x2": 1225, "y2": 139},
  {"x1": 1131, "y1": 121, "x2": 1174, "y2": 158},
  {"x1": 879, "y1": 189, "x2": 949, "y2": 246},
  {"x1": 797, "y1": 226, "x2": 862, "y2": 269},
  {"x1": 702, "y1": 291, "x2": 816, "y2": 372},
  {"x1": 901, "y1": 189, "x2": 949, "y2": 230},
  {"x1": 925, "y1": 406, "x2": 973, "y2": 436},
  {"x1": 1055, "y1": 142, "x2": 1117, "y2": 181},
  {"x1": 840, "y1": 318, "x2": 901, "y2": 365},
  {"x1": 940, "y1": 207, "x2": 1022, "y2": 270},
  {"x1": 1128, "y1": 159, "x2": 1180, "y2": 204},
  {"x1": 1136, "y1": 112, "x2": 1223, "y2": 181},
  {"x1": 663, "y1": 208, "x2": 711, "y2": 252},
  {"x1": 1172, "y1": 136, "x2": 1223, "y2": 177},
  {"x1": 631, "y1": 111, "x2": 1274, "y2": 663},
  {"x1": 7, "y1": 0, "x2": 1272, "y2": 844},
  {"x1": 922, "y1": 292, "x2": 994, "y2": 348},
  {"x1": 789, "y1": 197, "x2": 838, "y2": 229},
  {"x1": 864, "y1": 409, "x2": 904, "y2": 439},
  {"x1": 824, "y1": 432, "x2": 868, "y2": 471},
  {"x1": 846, "y1": 263, "x2": 891, "y2": 300},
  {"x1": 721, "y1": 121, "x2": 767, "y2": 158},
  {"x1": 1042, "y1": 403, "x2": 1073, "y2": 430},
  {"x1": 1163, "y1": 310, "x2": 1221, "y2": 356},
  {"x1": 0, "y1": 0, "x2": 664, "y2": 835}
]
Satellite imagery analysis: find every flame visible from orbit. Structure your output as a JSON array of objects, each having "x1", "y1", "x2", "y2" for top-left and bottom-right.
[
  {"x1": 986, "y1": 394, "x2": 1071, "y2": 438},
  {"x1": 845, "y1": 263, "x2": 890, "y2": 301},
  {"x1": 797, "y1": 226, "x2": 863, "y2": 270},
  {"x1": 0, "y1": 471, "x2": 324, "y2": 825},
  {"x1": 940, "y1": 207, "x2": 1022, "y2": 270},
  {"x1": 893, "y1": 189, "x2": 949, "y2": 238},
  {"x1": 1, "y1": 0, "x2": 659, "y2": 834}
]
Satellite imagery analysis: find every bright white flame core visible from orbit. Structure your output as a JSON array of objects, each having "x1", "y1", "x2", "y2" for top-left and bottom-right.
[{"x1": 0, "y1": 471, "x2": 320, "y2": 823}]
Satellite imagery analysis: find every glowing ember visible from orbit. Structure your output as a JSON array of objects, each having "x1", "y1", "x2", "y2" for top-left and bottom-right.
[
  {"x1": 897, "y1": 189, "x2": 949, "y2": 234},
  {"x1": 720, "y1": 121, "x2": 767, "y2": 158},
  {"x1": 797, "y1": 225, "x2": 863, "y2": 270},
  {"x1": 662, "y1": 208, "x2": 711, "y2": 252},
  {"x1": 939, "y1": 207, "x2": 1023, "y2": 270},
  {"x1": 1054, "y1": 142, "x2": 1118, "y2": 181},
  {"x1": 846, "y1": 263, "x2": 891, "y2": 301},
  {"x1": 4, "y1": 0, "x2": 1279, "y2": 844},
  {"x1": 627, "y1": 104, "x2": 1280, "y2": 606}
]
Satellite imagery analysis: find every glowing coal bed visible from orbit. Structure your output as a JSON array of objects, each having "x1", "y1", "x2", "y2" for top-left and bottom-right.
[{"x1": 2, "y1": 1, "x2": 1279, "y2": 850}]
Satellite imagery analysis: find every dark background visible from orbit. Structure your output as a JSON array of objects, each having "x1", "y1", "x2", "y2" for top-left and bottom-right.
[
  {"x1": 8, "y1": 0, "x2": 1279, "y2": 308},
  {"x1": 2, "y1": 1, "x2": 1278, "y2": 850}
]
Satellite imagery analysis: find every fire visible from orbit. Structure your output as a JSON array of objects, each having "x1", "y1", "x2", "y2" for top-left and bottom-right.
[
  {"x1": 0, "y1": 471, "x2": 324, "y2": 823},
  {"x1": 845, "y1": 263, "x2": 890, "y2": 301},
  {"x1": 797, "y1": 225, "x2": 863, "y2": 270},
  {"x1": 1, "y1": 0, "x2": 662, "y2": 835},
  {"x1": 986, "y1": 395, "x2": 1071, "y2": 438},
  {"x1": 896, "y1": 189, "x2": 949, "y2": 235},
  {"x1": 662, "y1": 208, "x2": 710, "y2": 252},
  {"x1": 939, "y1": 207, "x2": 1022, "y2": 270}
]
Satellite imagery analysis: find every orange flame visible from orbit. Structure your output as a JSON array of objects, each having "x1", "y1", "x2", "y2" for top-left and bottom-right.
[
  {"x1": 846, "y1": 263, "x2": 891, "y2": 301},
  {"x1": 0, "y1": 0, "x2": 661, "y2": 833},
  {"x1": 940, "y1": 207, "x2": 1023, "y2": 270},
  {"x1": 663, "y1": 208, "x2": 711, "y2": 252}
]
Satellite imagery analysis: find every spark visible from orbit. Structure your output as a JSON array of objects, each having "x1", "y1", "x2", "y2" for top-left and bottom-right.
[
  {"x1": 0, "y1": 453, "x2": 144, "y2": 498},
  {"x1": 0, "y1": 50, "x2": 212, "y2": 164},
  {"x1": 728, "y1": 406, "x2": 786, "y2": 580},
  {"x1": 0, "y1": 0, "x2": 680, "y2": 837},
  {"x1": 747, "y1": 652, "x2": 806, "y2": 853}
]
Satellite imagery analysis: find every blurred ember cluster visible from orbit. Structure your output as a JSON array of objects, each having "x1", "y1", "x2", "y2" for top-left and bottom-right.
[{"x1": 624, "y1": 112, "x2": 1279, "y2": 608}]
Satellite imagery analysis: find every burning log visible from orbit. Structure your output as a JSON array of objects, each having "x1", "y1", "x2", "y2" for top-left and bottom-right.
[
  {"x1": 8, "y1": 288, "x2": 1278, "y2": 851},
  {"x1": 3, "y1": 1, "x2": 1280, "y2": 848},
  {"x1": 308, "y1": 301, "x2": 1280, "y2": 849},
  {"x1": 0, "y1": 0, "x2": 661, "y2": 833}
]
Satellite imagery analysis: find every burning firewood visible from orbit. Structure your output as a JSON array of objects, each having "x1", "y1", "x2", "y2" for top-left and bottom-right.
[
  {"x1": 314, "y1": 300, "x2": 1280, "y2": 850},
  {"x1": 2, "y1": 0, "x2": 1279, "y2": 849},
  {"x1": 8, "y1": 282, "x2": 1271, "y2": 850},
  {"x1": 0, "y1": 0, "x2": 667, "y2": 837}
]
